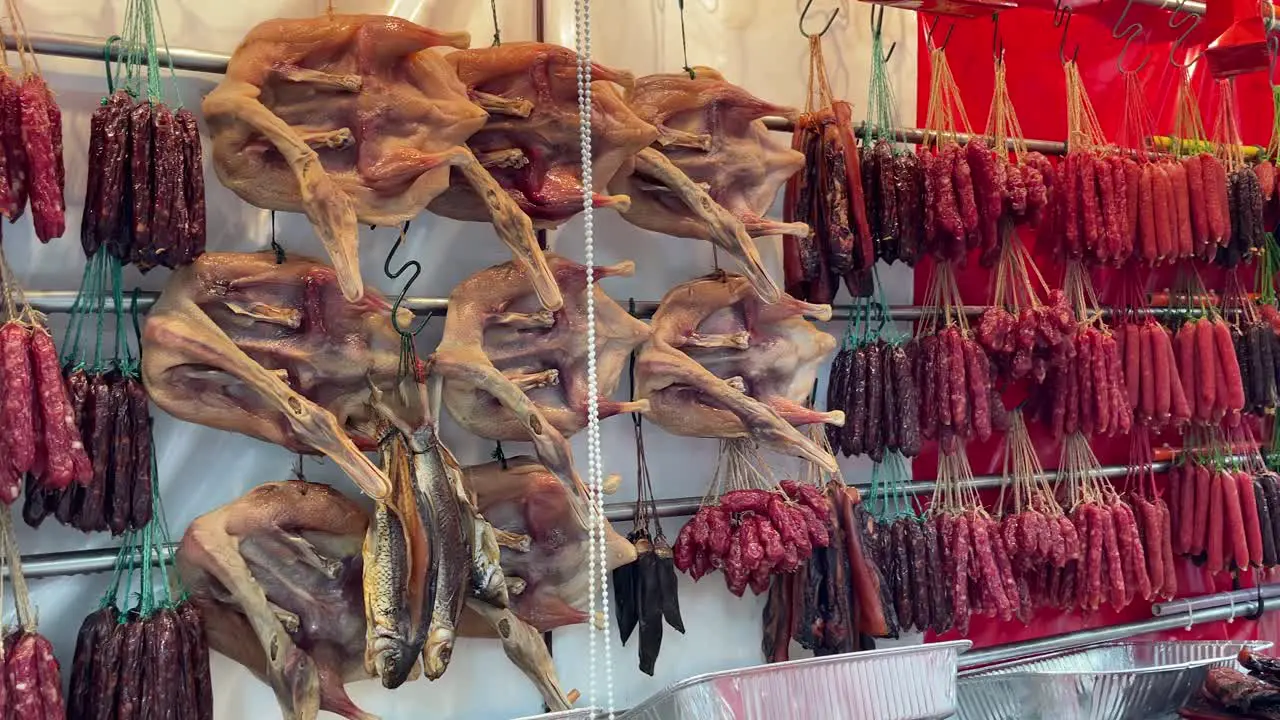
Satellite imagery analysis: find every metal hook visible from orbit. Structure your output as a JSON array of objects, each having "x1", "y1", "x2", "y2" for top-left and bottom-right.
[
  {"x1": 992, "y1": 12, "x2": 1004, "y2": 62},
  {"x1": 1168, "y1": 0, "x2": 1203, "y2": 69},
  {"x1": 1111, "y1": 0, "x2": 1151, "y2": 74},
  {"x1": 1183, "y1": 599, "x2": 1194, "y2": 630},
  {"x1": 870, "y1": 6, "x2": 896, "y2": 64},
  {"x1": 800, "y1": 0, "x2": 839, "y2": 38},
  {"x1": 382, "y1": 221, "x2": 431, "y2": 337},
  {"x1": 1228, "y1": 594, "x2": 1237, "y2": 623},
  {"x1": 928, "y1": 15, "x2": 956, "y2": 52},
  {"x1": 1054, "y1": 0, "x2": 1080, "y2": 64}
]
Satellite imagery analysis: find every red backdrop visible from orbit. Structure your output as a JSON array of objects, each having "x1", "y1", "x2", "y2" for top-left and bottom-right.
[{"x1": 910, "y1": 5, "x2": 1280, "y2": 648}]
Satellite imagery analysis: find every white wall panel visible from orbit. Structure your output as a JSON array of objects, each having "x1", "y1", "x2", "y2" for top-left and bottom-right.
[{"x1": 7, "y1": 1, "x2": 917, "y2": 717}]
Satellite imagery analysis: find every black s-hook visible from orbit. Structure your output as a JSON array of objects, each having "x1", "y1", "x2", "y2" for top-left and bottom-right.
[
  {"x1": 382, "y1": 221, "x2": 431, "y2": 337},
  {"x1": 1111, "y1": 0, "x2": 1150, "y2": 74},
  {"x1": 992, "y1": 12, "x2": 1004, "y2": 62},
  {"x1": 1054, "y1": 0, "x2": 1079, "y2": 64},
  {"x1": 800, "y1": 0, "x2": 839, "y2": 38},
  {"x1": 1167, "y1": 0, "x2": 1203, "y2": 69},
  {"x1": 927, "y1": 15, "x2": 956, "y2": 53}
]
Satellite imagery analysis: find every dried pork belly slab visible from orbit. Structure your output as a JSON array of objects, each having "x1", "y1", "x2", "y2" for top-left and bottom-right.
[
  {"x1": 203, "y1": 14, "x2": 558, "y2": 308},
  {"x1": 430, "y1": 42, "x2": 658, "y2": 227},
  {"x1": 635, "y1": 272, "x2": 843, "y2": 470}
]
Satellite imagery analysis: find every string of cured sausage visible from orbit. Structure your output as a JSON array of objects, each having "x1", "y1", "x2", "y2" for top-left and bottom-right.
[
  {"x1": 0, "y1": 0, "x2": 66, "y2": 243},
  {"x1": 24, "y1": 254, "x2": 153, "y2": 533},
  {"x1": 762, "y1": 428, "x2": 892, "y2": 659},
  {"x1": 0, "y1": 509, "x2": 65, "y2": 717},
  {"x1": 80, "y1": 0, "x2": 205, "y2": 269},
  {"x1": 66, "y1": 522, "x2": 212, "y2": 720}
]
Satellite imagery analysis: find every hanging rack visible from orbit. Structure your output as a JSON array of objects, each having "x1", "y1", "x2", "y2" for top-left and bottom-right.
[
  {"x1": 3, "y1": 453, "x2": 1239, "y2": 580},
  {"x1": 18, "y1": 291, "x2": 1252, "y2": 323},
  {"x1": 21, "y1": 29, "x2": 1261, "y2": 158}
]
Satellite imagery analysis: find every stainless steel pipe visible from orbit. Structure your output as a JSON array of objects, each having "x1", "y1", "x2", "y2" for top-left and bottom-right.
[
  {"x1": 1152, "y1": 584, "x2": 1280, "y2": 617},
  {"x1": 12, "y1": 32, "x2": 230, "y2": 73},
  {"x1": 22, "y1": 290, "x2": 1234, "y2": 322},
  {"x1": 960, "y1": 599, "x2": 1264, "y2": 671},
  {"x1": 9, "y1": 456, "x2": 1208, "y2": 580}
]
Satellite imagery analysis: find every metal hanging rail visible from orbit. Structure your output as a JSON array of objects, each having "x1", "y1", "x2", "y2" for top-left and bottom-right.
[
  {"x1": 1153, "y1": 584, "x2": 1280, "y2": 617},
  {"x1": 961, "y1": 593, "x2": 1265, "y2": 671},
  {"x1": 5, "y1": 455, "x2": 1228, "y2": 581},
  {"x1": 9, "y1": 32, "x2": 230, "y2": 74}
]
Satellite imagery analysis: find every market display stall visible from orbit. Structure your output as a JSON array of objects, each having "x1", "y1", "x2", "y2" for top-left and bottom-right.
[{"x1": 0, "y1": 0, "x2": 1277, "y2": 718}]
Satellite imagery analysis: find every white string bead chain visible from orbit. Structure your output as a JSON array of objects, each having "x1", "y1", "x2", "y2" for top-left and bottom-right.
[{"x1": 575, "y1": 0, "x2": 614, "y2": 716}]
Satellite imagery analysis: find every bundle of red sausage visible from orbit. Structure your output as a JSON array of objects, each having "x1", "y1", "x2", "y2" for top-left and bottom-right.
[
  {"x1": 23, "y1": 368, "x2": 153, "y2": 534},
  {"x1": 0, "y1": 320, "x2": 91, "y2": 503},
  {"x1": 1117, "y1": 319, "x2": 1192, "y2": 429},
  {"x1": 1059, "y1": 497, "x2": 1174, "y2": 613},
  {"x1": 962, "y1": 140, "x2": 1054, "y2": 268},
  {"x1": 918, "y1": 141, "x2": 1052, "y2": 266},
  {"x1": 976, "y1": 289, "x2": 1076, "y2": 383},
  {"x1": 1, "y1": 630, "x2": 65, "y2": 718},
  {"x1": 783, "y1": 103, "x2": 876, "y2": 303},
  {"x1": 674, "y1": 484, "x2": 831, "y2": 597},
  {"x1": 1036, "y1": 325, "x2": 1132, "y2": 439},
  {"x1": 68, "y1": 602, "x2": 213, "y2": 720},
  {"x1": 1174, "y1": 317, "x2": 1246, "y2": 427},
  {"x1": 912, "y1": 326, "x2": 1006, "y2": 453},
  {"x1": 1169, "y1": 464, "x2": 1279, "y2": 573},
  {"x1": 82, "y1": 91, "x2": 206, "y2": 270},
  {"x1": 824, "y1": 339, "x2": 922, "y2": 461},
  {"x1": 762, "y1": 482, "x2": 898, "y2": 661},
  {"x1": 0, "y1": 73, "x2": 65, "y2": 242}
]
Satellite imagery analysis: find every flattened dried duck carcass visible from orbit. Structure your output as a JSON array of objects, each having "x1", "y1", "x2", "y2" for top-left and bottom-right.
[
  {"x1": 141, "y1": 252, "x2": 416, "y2": 500},
  {"x1": 466, "y1": 456, "x2": 637, "y2": 632},
  {"x1": 610, "y1": 68, "x2": 808, "y2": 303},
  {"x1": 429, "y1": 42, "x2": 659, "y2": 226},
  {"x1": 438, "y1": 252, "x2": 650, "y2": 447},
  {"x1": 204, "y1": 14, "x2": 559, "y2": 308},
  {"x1": 176, "y1": 457, "x2": 634, "y2": 719},
  {"x1": 635, "y1": 272, "x2": 843, "y2": 470}
]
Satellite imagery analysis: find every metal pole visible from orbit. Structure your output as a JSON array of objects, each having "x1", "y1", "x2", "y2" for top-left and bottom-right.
[
  {"x1": 760, "y1": 119, "x2": 1070, "y2": 155},
  {"x1": 9, "y1": 456, "x2": 1209, "y2": 580},
  {"x1": 960, "y1": 599, "x2": 1265, "y2": 671},
  {"x1": 1131, "y1": 0, "x2": 1206, "y2": 14},
  {"x1": 12, "y1": 32, "x2": 230, "y2": 74},
  {"x1": 22, "y1": 290, "x2": 1233, "y2": 322},
  {"x1": 1152, "y1": 584, "x2": 1280, "y2": 617}
]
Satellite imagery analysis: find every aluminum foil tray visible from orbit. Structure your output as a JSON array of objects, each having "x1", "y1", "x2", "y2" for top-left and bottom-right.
[
  {"x1": 510, "y1": 710, "x2": 596, "y2": 720},
  {"x1": 620, "y1": 640, "x2": 970, "y2": 720},
  {"x1": 957, "y1": 640, "x2": 1274, "y2": 720}
]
